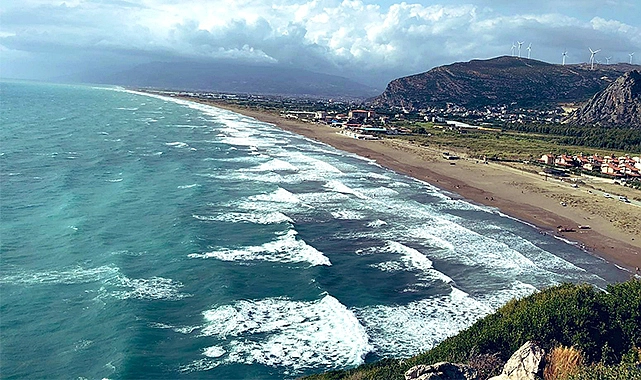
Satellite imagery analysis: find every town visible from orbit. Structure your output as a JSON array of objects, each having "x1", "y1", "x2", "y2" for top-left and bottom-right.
[{"x1": 160, "y1": 90, "x2": 641, "y2": 185}]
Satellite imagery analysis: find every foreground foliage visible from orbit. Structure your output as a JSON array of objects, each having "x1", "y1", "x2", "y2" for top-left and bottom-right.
[{"x1": 305, "y1": 280, "x2": 641, "y2": 380}]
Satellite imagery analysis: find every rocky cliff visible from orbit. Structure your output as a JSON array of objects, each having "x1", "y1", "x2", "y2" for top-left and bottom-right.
[
  {"x1": 371, "y1": 56, "x2": 637, "y2": 110},
  {"x1": 565, "y1": 70, "x2": 641, "y2": 128}
]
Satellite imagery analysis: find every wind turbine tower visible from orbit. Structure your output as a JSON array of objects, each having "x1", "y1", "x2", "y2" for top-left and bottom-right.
[
  {"x1": 517, "y1": 41, "x2": 524, "y2": 58},
  {"x1": 605, "y1": 57, "x2": 611, "y2": 64},
  {"x1": 527, "y1": 43, "x2": 532, "y2": 59},
  {"x1": 562, "y1": 50, "x2": 567, "y2": 65},
  {"x1": 589, "y1": 48, "x2": 600, "y2": 70},
  {"x1": 630, "y1": 52, "x2": 635, "y2": 64},
  {"x1": 511, "y1": 42, "x2": 516, "y2": 57}
]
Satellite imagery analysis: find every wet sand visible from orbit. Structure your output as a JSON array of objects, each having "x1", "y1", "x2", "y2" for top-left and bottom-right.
[{"x1": 184, "y1": 98, "x2": 641, "y2": 274}]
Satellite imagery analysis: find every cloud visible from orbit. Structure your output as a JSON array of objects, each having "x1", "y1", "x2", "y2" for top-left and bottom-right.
[{"x1": 1, "y1": 0, "x2": 639, "y2": 85}]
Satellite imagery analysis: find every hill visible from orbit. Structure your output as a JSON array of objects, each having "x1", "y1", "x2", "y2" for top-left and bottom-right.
[
  {"x1": 566, "y1": 70, "x2": 641, "y2": 128},
  {"x1": 306, "y1": 280, "x2": 641, "y2": 380},
  {"x1": 371, "y1": 56, "x2": 639, "y2": 110},
  {"x1": 68, "y1": 61, "x2": 380, "y2": 99}
]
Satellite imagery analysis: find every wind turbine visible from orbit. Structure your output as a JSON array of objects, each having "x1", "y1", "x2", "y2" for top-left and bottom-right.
[
  {"x1": 511, "y1": 42, "x2": 516, "y2": 57},
  {"x1": 589, "y1": 48, "x2": 600, "y2": 70},
  {"x1": 527, "y1": 43, "x2": 532, "y2": 59},
  {"x1": 630, "y1": 52, "x2": 635, "y2": 64},
  {"x1": 605, "y1": 56, "x2": 611, "y2": 64},
  {"x1": 562, "y1": 50, "x2": 567, "y2": 65},
  {"x1": 517, "y1": 41, "x2": 524, "y2": 58}
]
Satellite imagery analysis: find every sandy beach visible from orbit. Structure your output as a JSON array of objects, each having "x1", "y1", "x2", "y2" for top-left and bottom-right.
[{"x1": 185, "y1": 98, "x2": 641, "y2": 273}]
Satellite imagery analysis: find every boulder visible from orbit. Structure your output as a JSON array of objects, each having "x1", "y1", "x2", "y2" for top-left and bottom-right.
[
  {"x1": 489, "y1": 341, "x2": 545, "y2": 380},
  {"x1": 405, "y1": 362, "x2": 478, "y2": 380}
]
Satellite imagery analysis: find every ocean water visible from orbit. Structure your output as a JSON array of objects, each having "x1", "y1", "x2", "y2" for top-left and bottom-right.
[{"x1": 0, "y1": 81, "x2": 628, "y2": 379}]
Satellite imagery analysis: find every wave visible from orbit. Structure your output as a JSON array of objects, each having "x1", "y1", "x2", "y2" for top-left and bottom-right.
[
  {"x1": 0, "y1": 265, "x2": 190, "y2": 301},
  {"x1": 188, "y1": 294, "x2": 370, "y2": 373},
  {"x1": 355, "y1": 287, "x2": 494, "y2": 358},
  {"x1": 188, "y1": 228, "x2": 331, "y2": 267},
  {"x1": 249, "y1": 187, "x2": 301, "y2": 204},
  {"x1": 195, "y1": 211, "x2": 293, "y2": 225},
  {"x1": 324, "y1": 180, "x2": 368, "y2": 199}
]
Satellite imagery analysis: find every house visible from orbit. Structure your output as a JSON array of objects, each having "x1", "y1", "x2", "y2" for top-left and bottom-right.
[
  {"x1": 555, "y1": 154, "x2": 577, "y2": 167},
  {"x1": 601, "y1": 163, "x2": 623, "y2": 177},
  {"x1": 540, "y1": 154, "x2": 555, "y2": 165}
]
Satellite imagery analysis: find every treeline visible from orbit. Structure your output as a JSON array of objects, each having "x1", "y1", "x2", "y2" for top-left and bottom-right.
[
  {"x1": 501, "y1": 124, "x2": 641, "y2": 152},
  {"x1": 306, "y1": 280, "x2": 641, "y2": 380}
]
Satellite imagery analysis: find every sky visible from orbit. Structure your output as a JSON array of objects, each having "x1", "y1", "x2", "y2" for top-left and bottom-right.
[{"x1": 1, "y1": 0, "x2": 640, "y2": 87}]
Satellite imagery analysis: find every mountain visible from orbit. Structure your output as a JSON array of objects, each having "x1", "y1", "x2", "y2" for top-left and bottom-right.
[
  {"x1": 70, "y1": 61, "x2": 379, "y2": 99},
  {"x1": 565, "y1": 70, "x2": 641, "y2": 128},
  {"x1": 371, "y1": 56, "x2": 638, "y2": 110}
]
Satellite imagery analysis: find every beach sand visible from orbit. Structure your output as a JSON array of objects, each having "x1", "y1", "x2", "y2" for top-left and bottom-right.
[{"x1": 186, "y1": 99, "x2": 641, "y2": 273}]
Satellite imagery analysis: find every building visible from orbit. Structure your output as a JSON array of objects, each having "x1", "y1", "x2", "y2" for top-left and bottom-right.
[{"x1": 348, "y1": 110, "x2": 376, "y2": 120}]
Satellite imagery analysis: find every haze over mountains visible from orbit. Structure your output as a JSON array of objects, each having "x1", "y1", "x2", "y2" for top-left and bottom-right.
[
  {"x1": 372, "y1": 56, "x2": 639, "y2": 110},
  {"x1": 67, "y1": 61, "x2": 380, "y2": 99}
]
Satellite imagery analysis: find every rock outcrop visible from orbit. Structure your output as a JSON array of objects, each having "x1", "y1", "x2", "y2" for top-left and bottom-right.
[
  {"x1": 405, "y1": 362, "x2": 478, "y2": 380},
  {"x1": 489, "y1": 341, "x2": 545, "y2": 380},
  {"x1": 371, "y1": 56, "x2": 638, "y2": 110},
  {"x1": 565, "y1": 70, "x2": 641, "y2": 128}
]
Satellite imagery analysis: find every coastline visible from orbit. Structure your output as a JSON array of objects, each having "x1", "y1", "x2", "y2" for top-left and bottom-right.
[{"x1": 181, "y1": 97, "x2": 641, "y2": 273}]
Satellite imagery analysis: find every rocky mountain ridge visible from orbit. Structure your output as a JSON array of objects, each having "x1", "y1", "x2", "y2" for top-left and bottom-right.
[
  {"x1": 565, "y1": 70, "x2": 641, "y2": 128},
  {"x1": 371, "y1": 56, "x2": 638, "y2": 110}
]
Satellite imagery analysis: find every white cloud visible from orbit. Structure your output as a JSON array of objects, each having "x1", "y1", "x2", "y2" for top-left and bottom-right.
[{"x1": 1, "y1": 0, "x2": 639, "y2": 85}]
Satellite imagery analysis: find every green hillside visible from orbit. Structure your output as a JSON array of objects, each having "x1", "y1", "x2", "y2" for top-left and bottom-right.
[{"x1": 305, "y1": 280, "x2": 641, "y2": 380}]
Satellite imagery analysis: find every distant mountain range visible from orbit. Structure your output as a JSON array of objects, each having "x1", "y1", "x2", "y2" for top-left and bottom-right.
[
  {"x1": 371, "y1": 56, "x2": 639, "y2": 110},
  {"x1": 566, "y1": 70, "x2": 641, "y2": 128},
  {"x1": 69, "y1": 61, "x2": 380, "y2": 99}
]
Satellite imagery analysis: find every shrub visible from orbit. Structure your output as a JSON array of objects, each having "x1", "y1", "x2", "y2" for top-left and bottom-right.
[{"x1": 544, "y1": 346, "x2": 583, "y2": 380}]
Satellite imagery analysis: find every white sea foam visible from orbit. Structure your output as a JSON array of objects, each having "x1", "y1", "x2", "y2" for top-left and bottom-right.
[
  {"x1": 165, "y1": 141, "x2": 189, "y2": 148},
  {"x1": 0, "y1": 265, "x2": 120, "y2": 285},
  {"x1": 324, "y1": 180, "x2": 368, "y2": 199},
  {"x1": 389, "y1": 181, "x2": 411, "y2": 188},
  {"x1": 372, "y1": 241, "x2": 453, "y2": 284},
  {"x1": 251, "y1": 159, "x2": 299, "y2": 172},
  {"x1": 367, "y1": 219, "x2": 388, "y2": 228},
  {"x1": 249, "y1": 187, "x2": 301, "y2": 203},
  {"x1": 0, "y1": 265, "x2": 189, "y2": 300},
  {"x1": 361, "y1": 186, "x2": 399, "y2": 198},
  {"x1": 331, "y1": 210, "x2": 365, "y2": 220},
  {"x1": 188, "y1": 229, "x2": 331, "y2": 266},
  {"x1": 203, "y1": 346, "x2": 226, "y2": 358},
  {"x1": 474, "y1": 281, "x2": 538, "y2": 310},
  {"x1": 177, "y1": 184, "x2": 199, "y2": 189},
  {"x1": 198, "y1": 295, "x2": 371, "y2": 371},
  {"x1": 409, "y1": 221, "x2": 536, "y2": 270},
  {"x1": 193, "y1": 212, "x2": 293, "y2": 224},
  {"x1": 356, "y1": 288, "x2": 493, "y2": 358},
  {"x1": 110, "y1": 276, "x2": 189, "y2": 301}
]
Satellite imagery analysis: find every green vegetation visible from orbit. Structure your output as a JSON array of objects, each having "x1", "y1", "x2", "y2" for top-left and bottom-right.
[
  {"x1": 305, "y1": 280, "x2": 641, "y2": 380},
  {"x1": 500, "y1": 124, "x2": 641, "y2": 152},
  {"x1": 395, "y1": 122, "x2": 640, "y2": 160}
]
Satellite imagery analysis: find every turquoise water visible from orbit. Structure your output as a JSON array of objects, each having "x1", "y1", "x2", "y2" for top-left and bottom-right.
[{"x1": 0, "y1": 81, "x2": 627, "y2": 379}]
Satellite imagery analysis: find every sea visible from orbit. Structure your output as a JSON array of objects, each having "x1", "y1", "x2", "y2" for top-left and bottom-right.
[{"x1": 0, "y1": 80, "x2": 629, "y2": 379}]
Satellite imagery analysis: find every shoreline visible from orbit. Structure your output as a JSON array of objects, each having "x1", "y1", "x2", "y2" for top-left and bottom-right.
[{"x1": 179, "y1": 97, "x2": 641, "y2": 274}]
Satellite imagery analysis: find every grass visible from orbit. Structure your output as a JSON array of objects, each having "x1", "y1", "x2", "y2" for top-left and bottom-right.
[
  {"x1": 544, "y1": 346, "x2": 583, "y2": 380},
  {"x1": 393, "y1": 123, "x2": 637, "y2": 160}
]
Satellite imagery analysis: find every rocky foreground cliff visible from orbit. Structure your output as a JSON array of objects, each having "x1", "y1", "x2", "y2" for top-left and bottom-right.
[
  {"x1": 371, "y1": 56, "x2": 637, "y2": 110},
  {"x1": 565, "y1": 70, "x2": 641, "y2": 128}
]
